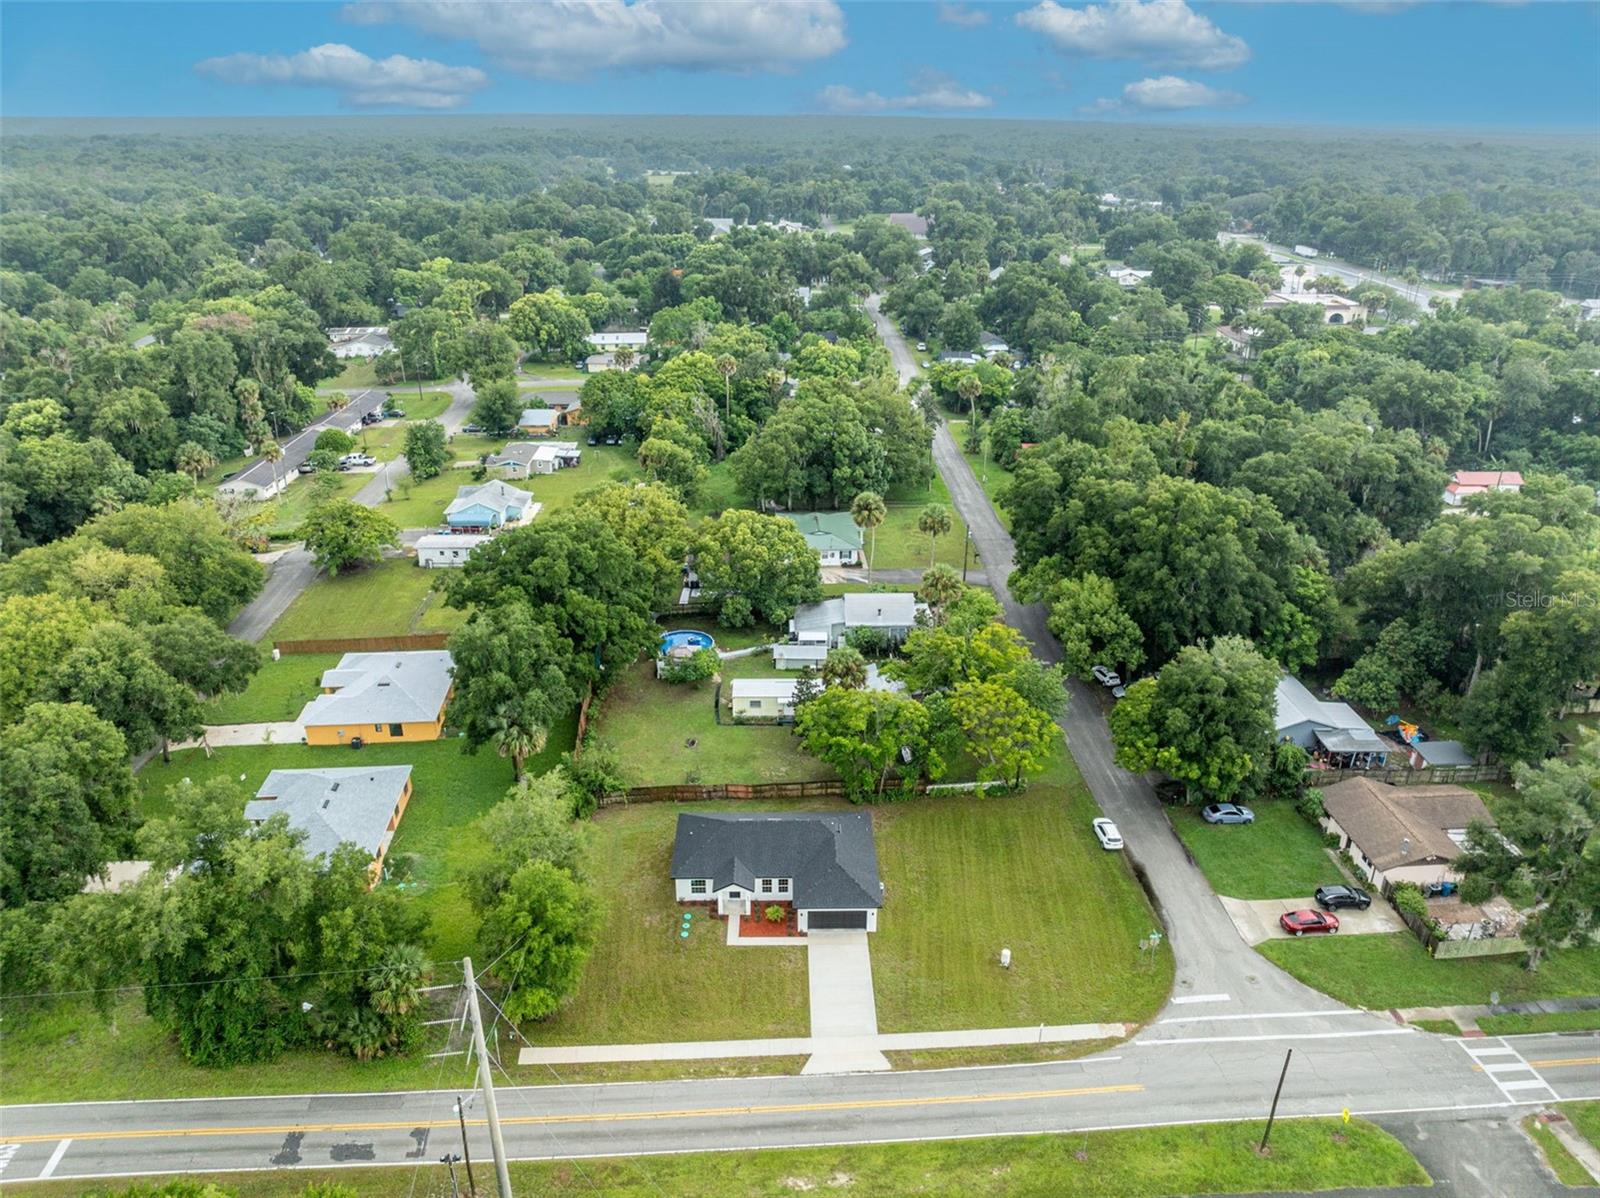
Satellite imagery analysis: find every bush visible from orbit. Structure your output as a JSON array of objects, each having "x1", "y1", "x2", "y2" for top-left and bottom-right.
[
  {"x1": 765, "y1": 905, "x2": 784, "y2": 923},
  {"x1": 844, "y1": 625, "x2": 893, "y2": 656},
  {"x1": 659, "y1": 645, "x2": 718, "y2": 684},
  {"x1": 1392, "y1": 882, "x2": 1429, "y2": 922},
  {"x1": 1296, "y1": 787, "x2": 1325, "y2": 823},
  {"x1": 314, "y1": 428, "x2": 355, "y2": 455},
  {"x1": 568, "y1": 739, "x2": 625, "y2": 818}
]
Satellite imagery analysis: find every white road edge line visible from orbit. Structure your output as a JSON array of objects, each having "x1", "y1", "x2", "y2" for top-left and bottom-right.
[
  {"x1": 1138, "y1": 1028, "x2": 1416, "y2": 1046},
  {"x1": 38, "y1": 1139, "x2": 70, "y2": 1180},
  {"x1": 1168, "y1": 994, "x2": 1231, "y2": 1005}
]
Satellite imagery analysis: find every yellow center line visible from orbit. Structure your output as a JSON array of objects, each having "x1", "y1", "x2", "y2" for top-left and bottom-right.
[
  {"x1": 2, "y1": 1083, "x2": 1144, "y2": 1145},
  {"x1": 1472, "y1": 1056, "x2": 1600, "y2": 1072}
]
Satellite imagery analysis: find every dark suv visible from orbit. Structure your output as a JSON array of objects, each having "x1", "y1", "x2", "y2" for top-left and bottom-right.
[{"x1": 1314, "y1": 884, "x2": 1372, "y2": 911}]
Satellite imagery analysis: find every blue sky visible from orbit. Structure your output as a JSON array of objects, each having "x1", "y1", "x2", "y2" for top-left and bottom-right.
[{"x1": 5, "y1": 1, "x2": 1597, "y2": 128}]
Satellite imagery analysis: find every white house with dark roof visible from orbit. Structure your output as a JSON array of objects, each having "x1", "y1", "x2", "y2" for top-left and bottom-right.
[
  {"x1": 247, "y1": 765, "x2": 414, "y2": 885},
  {"x1": 671, "y1": 811, "x2": 883, "y2": 932},
  {"x1": 788, "y1": 592, "x2": 923, "y2": 649},
  {"x1": 300, "y1": 651, "x2": 454, "y2": 745}
]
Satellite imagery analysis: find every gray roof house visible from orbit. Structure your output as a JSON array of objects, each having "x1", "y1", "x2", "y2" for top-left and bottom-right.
[
  {"x1": 1275, "y1": 675, "x2": 1391, "y2": 767},
  {"x1": 246, "y1": 765, "x2": 414, "y2": 883},
  {"x1": 671, "y1": 811, "x2": 883, "y2": 932},
  {"x1": 299, "y1": 651, "x2": 455, "y2": 742},
  {"x1": 787, "y1": 592, "x2": 923, "y2": 650}
]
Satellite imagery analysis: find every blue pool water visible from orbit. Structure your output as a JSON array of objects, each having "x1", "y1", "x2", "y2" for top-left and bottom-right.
[{"x1": 660, "y1": 629, "x2": 715, "y2": 653}]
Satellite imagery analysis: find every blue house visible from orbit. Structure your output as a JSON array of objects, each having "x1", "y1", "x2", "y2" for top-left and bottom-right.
[{"x1": 443, "y1": 479, "x2": 535, "y2": 534}]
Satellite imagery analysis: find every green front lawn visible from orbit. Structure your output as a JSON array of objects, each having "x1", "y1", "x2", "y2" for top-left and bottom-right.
[
  {"x1": 266, "y1": 556, "x2": 463, "y2": 642},
  {"x1": 872, "y1": 750, "x2": 1171, "y2": 1032},
  {"x1": 948, "y1": 418, "x2": 1013, "y2": 530},
  {"x1": 1257, "y1": 934, "x2": 1600, "y2": 1009},
  {"x1": 1567, "y1": 1102, "x2": 1600, "y2": 1157},
  {"x1": 588, "y1": 655, "x2": 833, "y2": 788},
  {"x1": 5, "y1": 1118, "x2": 1427, "y2": 1197},
  {"x1": 1479, "y1": 1009, "x2": 1600, "y2": 1036},
  {"x1": 1171, "y1": 802, "x2": 1339, "y2": 899},
  {"x1": 325, "y1": 360, "x2": 449, "y2": 391},
  {"x1": 264, "y1": 471, "x2": 370, "y2": 538},
  {"x1": 519, "y1": 358, "x2": 586, "y2": 381},
  {"x1": 371, "y1": 469, "x2": 478, "y2": 527},
  {"x1": 201, "y1": 652, "x2": 342, "y2": 723},
  {"x1": 868, "y1": 473, "x2": 972, "y2": 571},
  {"x1": 1523, "y1": 1113, "x2": 1595, "y2": 1188}
]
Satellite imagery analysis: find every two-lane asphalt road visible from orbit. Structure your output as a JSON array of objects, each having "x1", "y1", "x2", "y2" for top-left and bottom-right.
[{"x1": 2, "y1": 1024, "x2": 1593, "y2": 1184}]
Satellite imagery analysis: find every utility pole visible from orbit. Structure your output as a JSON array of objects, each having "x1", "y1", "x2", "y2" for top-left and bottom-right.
[
  {"x1": 1259, "y1": 1048, "x2": 1293, "y2": 1154},
  {"x1": 961, "y1": 527, "x2": 972, "y2": 583},
  {"x1": 455, "y1": 1095, "x2": 477, "y2": 1197},
  {"x1": 463, "y1": 957, "x2": 513, "y2": 1198}
]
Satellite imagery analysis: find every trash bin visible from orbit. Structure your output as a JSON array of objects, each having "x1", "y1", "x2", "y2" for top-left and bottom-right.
[{"x1": 350, "y1": 736, "x2": 365, "y2": 750}]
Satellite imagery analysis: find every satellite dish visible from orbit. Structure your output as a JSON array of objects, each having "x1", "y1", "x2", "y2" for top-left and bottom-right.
[{"x1": 1400, "y1": 837, "x2": 1411, "y2": 857}]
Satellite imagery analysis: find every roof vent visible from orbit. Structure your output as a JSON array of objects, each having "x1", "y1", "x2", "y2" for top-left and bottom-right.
[
  {"x1": 330, "y1": 782, "x2": 340, "y2": 792},
  {"x1": 322, "y1": 799, "x2": 332, "y2": 809},
  {"x1": 1400, "y1": 836, "x2": 1411, "y2": 857}
]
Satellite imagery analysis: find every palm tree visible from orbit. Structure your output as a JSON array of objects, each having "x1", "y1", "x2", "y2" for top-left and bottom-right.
[
  {"x1": 715, "y1": 353, "x2": 738, "y2": 420},
  {"x1": 492, "y1": 711, "x2": 548, "y2": 782},
  {"x1": 956, "y1": 372, "x2": 983, "y2": 428},
  {"x1": 613, "y1": 346, "x2": 636, "y2": 372},
  {"x1": 917, "y1": 503, "x2": 953, "y2": 568},
  {"x1": 325, "y1": 390, "x2": 350, "y2": 416},
  {"x1": 261, "y1": 439, "x2": 284, "y2": 496},
  {"x1": 175, "y1": 441, "x2": 217, "y2": 483},
  {"x1": 850, "y1": 490, "x2": 887, "y2": 582}
]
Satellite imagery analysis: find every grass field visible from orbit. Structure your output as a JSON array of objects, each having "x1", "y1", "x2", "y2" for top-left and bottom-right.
[
  {"x1": 519, "y1": 358, "x2": 586, "y2": 381},
  {"x1": 325, "y1": 360, "x2": 449, "y2": 391},
  {"x1": 371, "y1": 469, "x2": 479, "y2": 527},
  {"x1": 1479, "y1": 1009, "x2": 1600, "y2": 1036},
  {"x1": 1258, "y1": 934, "x2": 1600, "y2": 1009},
  {"x1": 266, "y1": 557, "x2": 465, "y2": 642},
  {"x1": 1523, "y1": 1112, "x2": 1598, "y2": 1188},
  {"x1": 1408, "y1": 1018, "x2": 1464, "y2": 1036},
  {"x1": 588, "y1": 654, "x2": 833, "y2": 788},
  {"x1": 264, "y1": 471, "x2": 369, "y2": 537},
  {"x1": 1567, "y1": 1101, "x2": 1600, "y2": 1156},
  {"x1": 868, "y1": 473, "x2": 972, "y2": 571},
  {"x1": 871, "y1": 750, "x2": 1171, "y2": 1032},
  {"x1": 947, "y1": 419, "x2": 1012, "y2": 530},
  {"x1": 3, "y1": 1118, "x2": 1427, "y2": 1197},
  {"x1": 1170, "y1": 802, "x2": 1339, "y2": 899},
  {"x1": 201, "y1": 652, "x2": 342, "y2": 723}
]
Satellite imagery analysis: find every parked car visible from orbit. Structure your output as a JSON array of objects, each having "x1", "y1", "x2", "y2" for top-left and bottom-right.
[
  {"x1": 296, "y1": 461, "x2": 317, "y2": 474},
  {"x1": 1314, "y1": 885, "x2": 1372, "y2": 911},
  {"x1": 463, "y1": 423, "x2": 484, "y2": 433},
  {"x1": 339, "y1": 453, "x2": 376, "y2": 468},
  {"x1": 1110, "y1": 685, "x2": 1127, "y2": 700},
  {"x1": 1091, "y1": 664, "x2": 1115, "y2": 685},
  {"x1": 1201, "y1": 802, "x2": 1255, "y2": 825},
  {"x1": 381, "y1": 407, "x2": 404, "y2": 419},
  {"x1": 603, "y1": 434, "x2": 620, "y2": 445},
  {"x1": 1101, "y1": 671, "x2": 1122, "y2": 688},
  {"x1": 1279, "y1": 909, "x2": 1340, "y2": 936},
  {"x1": 361, "y1": 410, "x2": 382, "y2": 425},
  {"x1": 916, "y1": 341, "x2": 927, "y2": 351},
  {"x1": 1092, "y1": 818, "x2": 1124, "y2": 851}
]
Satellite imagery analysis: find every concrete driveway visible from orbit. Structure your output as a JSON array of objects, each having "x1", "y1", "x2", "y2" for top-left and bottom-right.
[
  {"x1": 1219, "y1": 895, "x2": 1404, "y2": 945},
  {"x1": 803, "y1": 931, "x2": 888, "y2": 1074}
]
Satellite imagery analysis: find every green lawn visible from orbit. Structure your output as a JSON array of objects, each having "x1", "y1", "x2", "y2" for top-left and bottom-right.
[
  {"x1": 1567, "y1": 1101, "x2": 1600, "y2": 1157},
  {"x1": 370, "y1": 468, "x2": 481, "y2": 527},
  {"x1": 1409, "y1": 1018, "x2": 1465, "y2": 1036},
  {"x1": 1257, "y1": 934, "x2": 1600, "y2": 1009},
  {"x1": 519, "y1": 358, "x2": 586, "y2": 381},
  {"x1": 868, "y1": 473, "x2": 973, "y2": 571},
  {"x1": 1523, "y1": 1112, "x2": 1598, "y2": 1189},
  {"x1": 1479, "y1": 1009, "x2": 1600, "y2": 1036},
  {"x1": 266, "y1": 557, "x2": 465, "y2": 642},
  {"x1": 4, "y1": 1118, "x2": 1427, "y2": 1197},
  {"x1": 872, "y1": 750, "x2": 1172, "y2": 1032},
  {"x1": 1171, "y1": 802, "x2": 1339, "y2": 899},
  {"x1": 201, "y1": 652, "x2": 342, "y2": 723},
  {"x1": 588, "y1": 655, "x2": 833, "y2": 788},
  {"x1": 325, "y1": 360, "x2": 449, "y2": 391},
  {"x1": 263, "y1": 470, "x2": 370, "y2": 537},
  {"x1": 534, "y1": 798, "x2": 814, "y2": 1046}
]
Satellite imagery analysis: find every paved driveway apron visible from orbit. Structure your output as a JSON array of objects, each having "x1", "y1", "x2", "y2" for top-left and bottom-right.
[{"x1": 803, "y1": 931, "x2": 889, "y2": 1073}]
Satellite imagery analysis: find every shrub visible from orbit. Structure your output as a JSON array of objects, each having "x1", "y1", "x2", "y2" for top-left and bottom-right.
[
  {"x1": 844, "y1": 625, "x2": 893, "y2": 655},
  {"x1": 1296, "y1": 787, "x2": 1325, "y2": 823},
  {"x1": 314, "y1": 428, "x2": 355, "y2": 455},
  {"x1": 659, "y1": 645, "x2": 718, "y2": 684},
  {"x1": 1392, "y1": 882, "x2": 1429, "y2": 922},
  {"x1": 568, "y1": 739, "x2": 625, "y2": 818},
  {"x1": 765, "y1": 905, "x2": 784, "y2": 923}
]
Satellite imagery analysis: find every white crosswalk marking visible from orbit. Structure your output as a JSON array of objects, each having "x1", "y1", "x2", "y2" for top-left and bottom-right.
[{"x1": 1459, "y1": 1036, "x2": 1560, "y2": 1102}]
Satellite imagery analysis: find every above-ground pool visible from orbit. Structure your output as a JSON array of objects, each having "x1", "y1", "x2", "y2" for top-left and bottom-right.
[{"x1": 660, "y1": 629, "x2": 716, "y2": 654}]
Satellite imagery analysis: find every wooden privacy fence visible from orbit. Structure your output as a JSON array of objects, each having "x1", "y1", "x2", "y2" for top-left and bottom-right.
[
  {"x1": 598, "y1": 778, "x2": 1009, "y2": 808},
  {"x1": 274, "y1": 632, "x2": 451, "y2": 655},
  {"x1": 1305, "y1": 763, "x2": 1507, "y2": 787}
]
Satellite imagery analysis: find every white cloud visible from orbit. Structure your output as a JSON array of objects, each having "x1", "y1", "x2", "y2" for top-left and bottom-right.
[
  {"x1": 935, "y1": 2, "x2": 991, "y2": 26},
  {"x1": 344, "y1": 0, "x2": 847, "y2": 78},
  {"x1": 195, "y1": 42, "x2": 487, "y2": 109},
  {"x1": 817, "y1": 70, "x2": 994, "y2": 113},
  {"x1": 1017, "y1": 0, "x2": 1250, "y2": 70},
  {"x1": 1083, "y1": 74, "x2": 1246, "y2": 113}
]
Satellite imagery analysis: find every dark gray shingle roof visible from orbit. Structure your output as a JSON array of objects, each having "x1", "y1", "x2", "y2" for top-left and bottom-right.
[{"x1": 671, "y1": 812, "x2": 882, "y2": 910}]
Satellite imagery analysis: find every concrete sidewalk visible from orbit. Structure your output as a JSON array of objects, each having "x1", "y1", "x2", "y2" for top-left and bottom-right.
[
  {"x1": 1398, "y1": 994, "x2": 1600, "y2": 1033},
  {"x1": 172, "y1": 722, "x2": 306, "y2": 749},
  {"x1": 516, "y1": 1020, "x2": 1128, "y2": 1069}
]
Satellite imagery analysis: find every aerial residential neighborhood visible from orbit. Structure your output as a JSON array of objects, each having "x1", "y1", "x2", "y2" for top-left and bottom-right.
[{"x1": 1, "y1": 3, "x2": 1597, "y2": 1197}]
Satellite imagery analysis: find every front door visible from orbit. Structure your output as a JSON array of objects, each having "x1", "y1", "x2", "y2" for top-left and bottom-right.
[{"x1": 720, "y1": 891, "x2": 746, "y2": 917}]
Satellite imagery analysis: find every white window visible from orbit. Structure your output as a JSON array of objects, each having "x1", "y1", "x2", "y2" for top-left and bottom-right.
[
  {"x1": 749, "y1": 699, "x2": 763, "y2": 709},
  {"x1": 690, "y1": 879, "x2": 707, "y2": 895},
  {"x1": 760, "y1": 878, "x2": 774, "y2": 894},
  {"x1": 777, "y1": 878, "x2": 790, "y2": 895}
]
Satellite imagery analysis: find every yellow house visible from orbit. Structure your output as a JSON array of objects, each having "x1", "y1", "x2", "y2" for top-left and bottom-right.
[
  {"x1": 246, "y1": 765, "x2": 414, "y2": 887},
  {"x1": 299, "y1": 651, "x2": 454, "y2": 746}
]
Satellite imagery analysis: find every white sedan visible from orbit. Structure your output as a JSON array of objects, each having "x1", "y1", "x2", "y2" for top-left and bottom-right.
[{"x1": 1092, "y1": 817, "x2": 1124, "y2": 851}]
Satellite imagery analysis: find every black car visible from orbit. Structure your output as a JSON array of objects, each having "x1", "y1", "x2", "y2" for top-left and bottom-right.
[{"x1": 1314, "y1": 884, "x2": 1372, "y2": 911}]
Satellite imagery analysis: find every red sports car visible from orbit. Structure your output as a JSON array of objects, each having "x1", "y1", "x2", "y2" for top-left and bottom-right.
[{"x1": 1279, "y1": 909, "x2": 1340, "y2": 936}]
